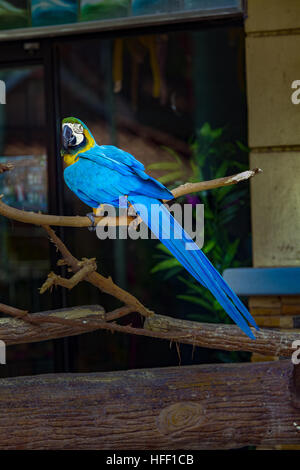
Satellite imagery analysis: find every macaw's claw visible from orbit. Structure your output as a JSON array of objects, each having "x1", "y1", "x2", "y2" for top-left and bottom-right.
[{"x1": 86, "y1": 212, "x2": 96, "y2": 232}]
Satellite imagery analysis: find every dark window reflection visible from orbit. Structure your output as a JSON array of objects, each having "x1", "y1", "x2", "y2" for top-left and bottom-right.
[{"x1": 0, "y1": 66, "x2": 53, "y2": 378}]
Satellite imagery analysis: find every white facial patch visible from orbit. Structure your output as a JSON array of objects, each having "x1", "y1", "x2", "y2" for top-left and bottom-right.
[{"x1": 63, "y1": 122, "x2": 85, "y2": 146}]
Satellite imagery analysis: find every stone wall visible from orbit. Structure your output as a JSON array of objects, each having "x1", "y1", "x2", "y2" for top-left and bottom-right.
[{"x1": 245, "y1": 0, "x2": 300, "y2": 267}]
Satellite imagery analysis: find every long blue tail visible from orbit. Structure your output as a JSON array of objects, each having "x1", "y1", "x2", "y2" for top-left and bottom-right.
[{"x1": 129, "y1": 194, "x2": 258, "y2": 339}]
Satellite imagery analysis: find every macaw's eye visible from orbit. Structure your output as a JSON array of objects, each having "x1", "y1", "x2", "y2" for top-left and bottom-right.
[{"x1": 74, "y1": 123, "x2": 83, "y2": 134}]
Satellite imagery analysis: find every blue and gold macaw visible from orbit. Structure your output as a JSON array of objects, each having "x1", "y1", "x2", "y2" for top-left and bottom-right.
[{"x1": 61, "y1": 117, "x2": 258, "y2": 339}]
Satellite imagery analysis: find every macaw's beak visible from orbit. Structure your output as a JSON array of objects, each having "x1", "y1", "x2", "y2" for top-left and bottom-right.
[{"x1": 62, "y1": 125, "x2": 76, "y2": 151}]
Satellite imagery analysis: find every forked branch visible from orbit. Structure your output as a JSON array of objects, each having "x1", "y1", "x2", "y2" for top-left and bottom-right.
[{"x1": 42, "y1": 225, "x2": 153, "y2": 318}]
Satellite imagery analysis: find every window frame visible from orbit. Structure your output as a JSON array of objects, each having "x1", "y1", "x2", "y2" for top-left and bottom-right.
[{"x1": 0, "y1": 1, "x2": 245, "y2": 42}]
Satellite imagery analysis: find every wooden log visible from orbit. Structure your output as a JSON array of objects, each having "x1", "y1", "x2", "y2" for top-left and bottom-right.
[
  {"x1": 2, "y1": 307, "x2": 300, "y2": 359},
  {"x1": 0, "y1": 305, "x2": 105, "y2": 345},
  {"x1": 144, "y1": 314, "x2": 300, "y2": 358},
  {"x1": 249, "y1": 296, "x2": 300, "y2": 450},
  {"x1": 0, "y1": 360, "x2": 300, "y2": 449}
]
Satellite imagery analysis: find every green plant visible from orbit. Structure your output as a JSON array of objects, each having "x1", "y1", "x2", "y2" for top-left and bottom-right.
[{"x1": 149, "y1": 123, "x2": 251, "y2": 327}]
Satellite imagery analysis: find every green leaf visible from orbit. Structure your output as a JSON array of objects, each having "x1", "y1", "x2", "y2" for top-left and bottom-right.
[
  {"x1": 190, "y1": 159, "x2": 201, "y2": 178},
  {"x1": 177, "y1": 294, "x2": 215, "y2": 312},
  {"x1": 199, "y1": 122, "x2": 223, "y2": 140},
  {"x1": 199, "y1": 122, "x2": 211, "y2": 137},
  {"x1": 215, "y1": 185, "x2": 233, "y2": 202},
  {"x1": 146, "y1": 161, "x2": 180, "y2": 171},
  {"x1": 204, "y1": 205, "x2": 215, "y2": 220},
  {"x1": 211, "y1": 127, "x2": 223, "y2": 139},
  {"x1": 178, "y1": 276, "x2": 205, "y2": 295},
  {"x1": 230, "y1": 160, "x2": 248, "y2": 171},
  {"x1": 221, "y1": 189, "x2": 246, "y2": 207},
  {"x1": 223, "y1": 239, "x2": 240, "y2": 265},
  {"x1": 156, "y1": 243, "x2": 172, "y2": 255},
  {"x1": 162, "y1": 266, "x2": 183, "y2": 280},
  {"x1": 235, "y1": 140, "x2": 249, "y2": 153},
  {"x1": 203, "y1": 239, "x2": 216, "y2": 254},
  {"x1": 215, "y1": 160, "x2": 229, "y2": 179},
  {"x1": 151, "y1": 258, "x2": 181, "y2": 273},
  {"x1": 158, "y1": 171, "x2": 183, "y2": 185},
  {"x1": 220, "y1": 207, "x2": 239, "y2": 225},
  {"x1": 160, "y1": 146, "x2": 182, "y2": 164}
]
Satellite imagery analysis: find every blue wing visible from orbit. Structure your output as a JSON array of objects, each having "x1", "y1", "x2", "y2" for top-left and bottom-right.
[
  {"x1": 98, "y1": 145, "x2": 146, "y2": 175},
  {"x1": 85, "y1": 145, "x2": 173, "y2": 195},
  {"x1": 65, "y1": 145, "x2": 173, "y2": 205},
  {"x1": 64, "y1": 145, "x2": 173, "y2": 206}
]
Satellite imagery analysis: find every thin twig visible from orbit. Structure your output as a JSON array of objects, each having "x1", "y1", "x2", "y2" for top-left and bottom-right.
[
  {"x1": 39, "y1": 258, "x2": 97, "y2": 294},
  {"x1": 0, "y1": 303, "x2": 28, "y2": 317},
  {"x1": 42, "y1": 225, "x2": 153, "y2": 318}
]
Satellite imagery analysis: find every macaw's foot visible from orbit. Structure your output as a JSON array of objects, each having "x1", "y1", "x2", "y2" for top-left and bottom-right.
[
  {"x1": 94, "y1": 204, "x2": 105, "y2": 217},
  {"x1": 86, "y1": 212, "x2": 96, "y2": 232}
]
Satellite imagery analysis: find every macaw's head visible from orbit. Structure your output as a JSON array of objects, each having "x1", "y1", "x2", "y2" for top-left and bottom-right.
[{"x1": 61, "y1": 117, "x2": 96, "y2": 166}]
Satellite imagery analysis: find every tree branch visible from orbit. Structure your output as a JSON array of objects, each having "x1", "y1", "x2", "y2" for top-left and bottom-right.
[
  {"x1": 1, "y1": 301, "x2": 298, "y2": 358},
  {"x1": 0, "y1": 168, "x2": 262, "y2": 228},
  {"x1": 0, "y1": 303, "x2": 28, "y2": 318},
  {"x1": 42, "y1": 225, "x2": 153, "y2": 318},
  {"x1": 0, "y1": 303, "x2": 137, "y2": 344},
  {"x1": 39, "y1": 258, "x2": 97, "y2": 294},
  {"x1": 170, "y1": 168, "x2": 262, "y2": 199},
  {"x1": 0, "y1": 305, "x2": 105, "y2": 344}
]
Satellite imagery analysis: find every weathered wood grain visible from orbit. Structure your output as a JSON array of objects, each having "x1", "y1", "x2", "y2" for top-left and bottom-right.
[
  {"x1": 0, "y1": 305, "x2": 105, "y2": 345},
  {"x1": 2, "y1": 306, "x2": 300, "y2": 358},
  {"x1": 0, "y1": 360, "x2": 299, "y2": 449},
  {"x1": 144, "y1": 314, "x2": 300, "y2": 358}
]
